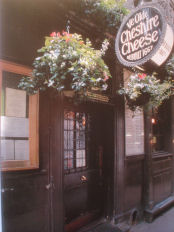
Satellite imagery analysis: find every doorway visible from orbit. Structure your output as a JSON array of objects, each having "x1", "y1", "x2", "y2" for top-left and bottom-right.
[{"x1": 63, "y1": 102, "x2": 114, "y2": 232}]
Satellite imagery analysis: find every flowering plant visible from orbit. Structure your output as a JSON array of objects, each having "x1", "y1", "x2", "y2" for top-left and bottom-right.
[
  {"x1": 19, "y1": 32, "x2": 111, "y2": 96},
  {"x1": 165, "y1": 53, "x2": 174, "y2": 77},
  {"x1": 118, "y1": 73, "x2": 174, "y2": 111}
]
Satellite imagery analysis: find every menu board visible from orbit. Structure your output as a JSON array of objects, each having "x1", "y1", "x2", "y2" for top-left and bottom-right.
[
  {"x1": 124, "y1": 69, "x2": 144, "y2": 156},
  {"x1": 125, "y1": 106, "x2": 144, "y2": 156},
  {"x1": 5, "y1": 88, "x2": 26, "y2": 117}
]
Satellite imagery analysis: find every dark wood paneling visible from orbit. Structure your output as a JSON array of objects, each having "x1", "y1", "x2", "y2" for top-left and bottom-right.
[
  {"x1": 2, "y1": 172, "x2": 49, "y2": 232},
  {"x1": 1, "y1": 91, "x2": 51, "y2": 232},
  {"x1": 124, "y1": 156, "x2": 144, "y2": 212},
  {"x1": 64, "y1": 169, "x2": 103, "y2": 223},
  {"x1": 152, "y1": 155, "x2": 173, "y2": 204},
  {"x1": 113, "y1": 63, "x2": 125, "y2": 221},
  {"x1": 144, "y1": 99, "x2": 174, "y2": 222}
]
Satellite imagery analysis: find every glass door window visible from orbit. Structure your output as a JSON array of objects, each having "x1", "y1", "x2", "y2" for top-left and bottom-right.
[{"x1": 64, "y1": 110, "x2": 90, "y2": 172}]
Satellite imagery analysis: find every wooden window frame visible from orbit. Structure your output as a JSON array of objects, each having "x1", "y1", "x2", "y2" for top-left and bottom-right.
[{"x1": 0, "y1": 60, "x2": 39, "y2": 171}]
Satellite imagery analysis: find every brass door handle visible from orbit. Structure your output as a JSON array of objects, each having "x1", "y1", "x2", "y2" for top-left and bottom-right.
[
  {"x1": 45, "y1": 183, "x2": 51, "y2": 190},
  {"x1": 81, "y1": 175, "x2": 87, "y2": 182}
]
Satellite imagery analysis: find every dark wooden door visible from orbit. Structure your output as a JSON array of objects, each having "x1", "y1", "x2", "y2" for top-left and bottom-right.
[{"x1": 63, "y1": 103, "x2": 114, "y2": 231}]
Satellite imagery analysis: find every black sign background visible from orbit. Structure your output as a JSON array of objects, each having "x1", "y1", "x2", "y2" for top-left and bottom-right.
[{"x1": 115, "y1": 5, "x2": 166, "y2": 67}]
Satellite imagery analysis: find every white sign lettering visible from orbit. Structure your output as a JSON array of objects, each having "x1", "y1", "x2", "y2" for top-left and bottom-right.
[{"x1": 115, "y1": 6, "x2": 174, "y2": 67}]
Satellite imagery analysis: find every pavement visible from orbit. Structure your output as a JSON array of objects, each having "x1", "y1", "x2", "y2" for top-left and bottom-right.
[
  {"x1": 79, "y1": 222, "x2": 122, "y2": 232},
  {"x1": 78, "y1": 206, "x2": 174, "y2": 232},
  {"x1": 129, "y1": 206, "x2": 174, "y2": 232}
]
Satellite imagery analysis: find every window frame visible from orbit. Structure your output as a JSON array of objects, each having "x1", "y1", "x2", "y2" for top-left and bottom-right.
[
  {"x1": 0, "y1": 60, "x2": 39, "y2": 171},
  {"x1": 151, "y1": 100, "x2": 171, "y2": 154}
]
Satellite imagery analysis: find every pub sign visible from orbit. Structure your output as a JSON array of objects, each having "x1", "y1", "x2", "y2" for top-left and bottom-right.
[{"x1": 115, "y1": 5, "x2": 174, "y2": 67}]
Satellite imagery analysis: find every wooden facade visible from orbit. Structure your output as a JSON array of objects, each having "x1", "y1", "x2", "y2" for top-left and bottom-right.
[{"x1": 1, "y1": 0, "x2": 174, "y2": 231}]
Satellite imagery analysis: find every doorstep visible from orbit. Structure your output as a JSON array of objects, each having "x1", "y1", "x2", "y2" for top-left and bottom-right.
[{"x1": 77, "y1": 219, "x2": 129, "y2": 232}]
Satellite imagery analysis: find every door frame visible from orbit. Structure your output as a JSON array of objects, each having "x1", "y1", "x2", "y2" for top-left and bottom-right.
[
  {"x1": 48, "y1": 92, "x2": 64, "y2": 232},
  {"x1": 49, "y1": 94, "x2": 116, "y2": 231}
]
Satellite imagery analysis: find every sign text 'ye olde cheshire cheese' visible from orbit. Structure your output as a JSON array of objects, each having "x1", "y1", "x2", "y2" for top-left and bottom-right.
[{"x1": 115, "y1": 6, "x2": 174, "y2": 67}]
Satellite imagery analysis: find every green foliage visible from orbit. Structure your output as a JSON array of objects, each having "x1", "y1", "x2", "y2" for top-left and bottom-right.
[
  {"x1": 118, "y1": 73, "x2": 174, "y2": 112},
  {"x1": 82, "y1": 0, "x2": 129, "y2": 33},
  {"x1": 18, "y1": 32, "x2": 111, "y2": 96},
  {"x1": 165, "y1": 53, "x2": 174, "y2": 77}
]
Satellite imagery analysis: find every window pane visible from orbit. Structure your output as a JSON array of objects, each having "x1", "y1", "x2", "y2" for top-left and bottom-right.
[
  {"x1": 152, "y1": 101, "x2": 171, "y2": 153},
  {"x1": 64, "y1": 119, "x2": 74, "y2": 131},
  {"x1": 64, "y1": 110, "x2": 89, "y2": 171},
  {"x1": 64, "y1": 111, "x2": 75, "y2": 120},
  {"x1": 76, "y1": 131, "x2": 85, "y2": 149},
  {"x1": 64, "y1": 151, "x2": 74, "y2": 170},
  {"x1": 64, "y1": 131, "x2": 74, "y2": 150},
  {"x1": 0, "y1": 71, "x2": 29, "y2": 161},
  {"x1": 76, "y1": 150, "x2": 86, "y2": 168}
]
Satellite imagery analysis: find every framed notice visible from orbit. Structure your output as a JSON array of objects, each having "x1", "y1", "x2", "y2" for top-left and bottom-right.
[
  {"x1": 0, "y1": 61, "x2": 39, "y2": 171},
  {"x1": 124, "y1": 69, "x2": 144, "y2": 156},
  {"x1": 125, "y1": 106, "x2": 144, "y2": 156},
  {"x1": 5, "y1": 87, "x2": 26, "y2": 117}
]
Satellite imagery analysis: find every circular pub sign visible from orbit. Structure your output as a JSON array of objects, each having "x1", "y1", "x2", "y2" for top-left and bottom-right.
[{"x1": 115, "y1": 5, "x2": 174, "y2": 67}]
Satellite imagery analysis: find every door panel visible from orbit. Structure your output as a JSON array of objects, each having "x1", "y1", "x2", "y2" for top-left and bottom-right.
[
  {"x1": 64, "y1": 104, "x2": 114, "y2": 230},
  {"x1": 64, "y1": 169, "x2": 102, "y2": 223}
]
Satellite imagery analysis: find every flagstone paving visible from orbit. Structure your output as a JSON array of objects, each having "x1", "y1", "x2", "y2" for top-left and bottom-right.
[{"x1": 130, "y1": 206, "x2": 174, "y2": 232}]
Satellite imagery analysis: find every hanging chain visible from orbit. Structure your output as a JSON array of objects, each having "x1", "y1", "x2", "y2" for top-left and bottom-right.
[{"x1": 66, "y1": 20, "x2": 70, "y2": 34}]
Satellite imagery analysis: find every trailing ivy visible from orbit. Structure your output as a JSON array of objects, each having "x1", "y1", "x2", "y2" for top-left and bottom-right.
[
  {"x1": 82, "y1": 0, "x2": 129, "y2": 33},
  {"x1": 62, "y1": 0, "x2": 129, "y2": 35}
]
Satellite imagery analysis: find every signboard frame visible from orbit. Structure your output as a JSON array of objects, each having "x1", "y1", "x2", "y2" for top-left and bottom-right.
[{"x1": 115, "y1": 4, "x2": 173, "y2": 67}]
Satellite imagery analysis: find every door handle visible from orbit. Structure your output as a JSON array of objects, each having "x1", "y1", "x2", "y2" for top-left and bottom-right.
[
  {"x1": 45, "y1": 183, "x2": 51, "y2": 190},
  {"x1": 81, "y1": 175, "x2": 87, "y2": 183}
]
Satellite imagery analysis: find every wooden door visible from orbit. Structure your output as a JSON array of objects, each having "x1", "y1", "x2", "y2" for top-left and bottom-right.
[{"x1": 63, "y1": 103, "x2": 114, "y2": 232}]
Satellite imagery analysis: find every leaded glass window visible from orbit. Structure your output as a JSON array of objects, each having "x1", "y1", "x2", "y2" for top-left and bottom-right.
[{"x1": 64, "y1": 110, "x2": 90, "y2": 172}]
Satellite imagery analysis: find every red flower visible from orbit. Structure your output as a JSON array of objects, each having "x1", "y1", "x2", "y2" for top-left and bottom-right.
[
  {"x1": 66, "y1": 37, "x2": 70, "y2": 43},
  {"x1": 138, "y1": 73, "x2": 146, "y2": 79},
  {"x1": 57, "y1": 32, "x2": 61, "y2": 37},
  {"x1": 79, "y1": 41, "x2": 84, "y2": 45},
  {"x1": 62, "y1": 31, "x2": 67, "y2": 36},
  {"x1": 103, "y1": 72, "x2": 109, "y2": 81},
  {"x1": 50, "y1": 32, "x2": 57, "y2": 37}
]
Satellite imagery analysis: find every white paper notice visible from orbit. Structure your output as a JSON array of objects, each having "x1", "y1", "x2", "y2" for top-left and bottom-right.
[
  {"x1": 1, "y1": 116, "x2": 29, "y2": 138},
  {"x1": 124, "y1": 69, "x2": 144, "y2": 156},
  {"x1": 5, "y1": 88, "x2": 27, "y2": 118},
  {"x1": 125, "y1": 106, "x2": 144, "y2": 156}
]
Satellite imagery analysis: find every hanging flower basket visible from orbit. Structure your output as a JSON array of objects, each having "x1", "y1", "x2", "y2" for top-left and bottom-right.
[
  {"x1": 118, "y1": 73, "x2": 174, "y2": 112},
  {"x1": 125, "y1": 92, "x2": 151, "y2": 111},
  {"x1": 165, "y1": 53, "x2": 174, "y2": 77},
  {"x1": 18, "y1": 31, "x2": 111, "y2": 99}
]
